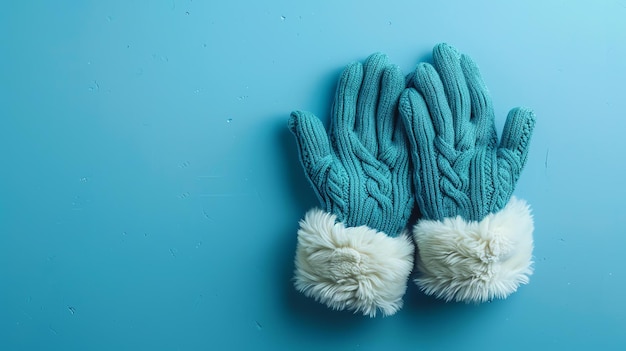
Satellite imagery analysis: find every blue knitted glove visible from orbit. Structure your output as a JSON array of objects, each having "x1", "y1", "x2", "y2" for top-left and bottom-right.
[
  {"x1": 288, "y1": 53, "x2": 415, "y2": 317},
  {"x1": 399, "y1": 43, "x2": 535, "y2": 303}
]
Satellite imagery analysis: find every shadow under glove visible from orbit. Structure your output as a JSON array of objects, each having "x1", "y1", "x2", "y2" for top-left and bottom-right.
[
  {"x1": 289, "y1": 53, "x2": 415, "y2": 317},
  {"x1": 400, "y1": 43, "x2": 535, "y2": 303}
]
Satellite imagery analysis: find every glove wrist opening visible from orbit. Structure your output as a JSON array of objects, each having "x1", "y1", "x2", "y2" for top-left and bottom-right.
[
  {"x1": 293, "y1": 208, "x2": 415, "y2": 317},
  {"x1": 413, "y1": 196, "x2": 534, "y2": 303}
]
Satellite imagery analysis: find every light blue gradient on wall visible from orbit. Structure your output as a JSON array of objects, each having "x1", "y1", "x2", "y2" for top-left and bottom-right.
[{"x1": 1, "y1": 1, "x2": 625, "y2": 350}]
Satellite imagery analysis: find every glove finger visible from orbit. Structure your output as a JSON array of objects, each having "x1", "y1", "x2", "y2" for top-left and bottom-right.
[
  {"x1": 414, "y1": 62, "x2": 455, "y2": 145},
  {"x1": 355, "y1": 52, "x2": 388, "y2": 154},
  {"x1": 330, "y1": 61, "x2": 363, "y2": 158},
  {"x1": 498, "y1": 107, "x2": 536, "y2": 177},
  {"x1": 433, "y1": 43, "x2": 473, "y2": 150},
  {"x1": 376, "y1": 63, "x2": 405, "y2": 153},
  {"x1": 400, "y1": 88, "x2": 442, "y2": 215},
  {"x1": 460, "y1": 53, "x2": 498, "y2": 148},
  {"x1": 288, "y1": 110, "x2": 334, "y2": 185}
]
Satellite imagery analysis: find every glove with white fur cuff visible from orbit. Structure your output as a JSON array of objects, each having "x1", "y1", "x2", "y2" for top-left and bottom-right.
[
  {"x1": 399, "y1": 43, "x2": 535, "y2": 303},
  {"x1": 288, "y1": 53, "x2": 415, "y2": 317}
]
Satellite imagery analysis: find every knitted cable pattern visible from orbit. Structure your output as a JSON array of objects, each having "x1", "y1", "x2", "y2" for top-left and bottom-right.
[
  {"x1": 289, "y1": 52, "x2": 414, "y2": 237},
  {"x1": 400, "y1": 43, "x2": 535, "y2": 222}
]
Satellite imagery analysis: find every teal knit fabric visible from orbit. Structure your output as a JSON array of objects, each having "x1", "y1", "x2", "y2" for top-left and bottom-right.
[
  {"x1": 289, "y1": 53, "x2": 414, "y2": 237},
  {"x1": 399, "y1": 43, "x2": 535, "y2": 222}
]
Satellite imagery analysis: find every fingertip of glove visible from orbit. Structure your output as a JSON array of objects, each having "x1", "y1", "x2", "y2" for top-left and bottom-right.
[
  {"x1": 367, "y1": 51, "x2": 388, "y2": 60},
  {"x1": 511, "y1": 106, "x2": 535, "y2": 116},
  {"x1": 288, "y1": 110, "x2": 305, "y2": 134},
  {"x1": 509, "y1": 107, "x2": 536, "y2": 126},
  {"x1": 460, "y1": 53, "x2": 480, "y2": 73},
  {"x1": 365, "y1": 52, "x2": 389, "y2": 66},
  {"x1": 434, "y1": 42, "x2": 461, "y2": 59},
  {"x1": 502, "y1": 107, "x2": 536, "y2": 151},
  {"x1": 414, "y1": 63, "x2": 442, "y2": 92},
  {"x1": 386, "y1": 63, "x2": 402, "y2": 74},
  {"x1": 415, "y1": 62, "x2": 437, "y2": 78},
  {"x1": 340, "y1": 61, "x2": 364, "y2": 84},
  {"x1": 400, "y1": 87, "x2": 418, "y2": 101},
  {"x1": 382, "y1": 64, "x2": 404, "y2": 87},
  {"x1": 398, "y1": 88, "x2": 419, "y2": 116}
]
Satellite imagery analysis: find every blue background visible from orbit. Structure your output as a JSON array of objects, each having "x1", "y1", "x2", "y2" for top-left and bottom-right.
[{"x1": 2, "y1": 0, "x2": 625, "y2": 350}]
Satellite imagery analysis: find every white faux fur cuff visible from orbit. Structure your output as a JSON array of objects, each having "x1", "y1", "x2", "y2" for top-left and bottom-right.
[
  {"x1": 414, "y1": 197, "x2": 534, "y2": 303},
  {"x1": 293, "y1": 208, "x2": 415, "y2": 317}
]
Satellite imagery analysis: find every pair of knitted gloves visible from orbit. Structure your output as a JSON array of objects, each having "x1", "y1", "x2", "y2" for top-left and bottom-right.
[{"x1": 288, "y1": 43, "x2": 535, "y2": 317}]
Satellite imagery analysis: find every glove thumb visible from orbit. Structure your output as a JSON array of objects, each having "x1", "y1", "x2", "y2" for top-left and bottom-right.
[{"x1": 288, "y1": 111, "x2": 334, "y2": 184}]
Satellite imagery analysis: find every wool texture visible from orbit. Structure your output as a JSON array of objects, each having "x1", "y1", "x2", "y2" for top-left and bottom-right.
[
  {"x1": 294, "y1": 208, "x2": 414, "y2": 317},
  {"x1": 399, "y1": 43, "x2": 535, "y2": 222},
  {"x1": 289, "y1": 52, "x2": 414, "y2": 238}
]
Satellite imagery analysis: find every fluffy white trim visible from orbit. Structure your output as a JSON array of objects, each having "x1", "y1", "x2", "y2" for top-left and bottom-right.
[
  {"x1": 414, "y1": 197, "x2": 534, "y2": 303},
  {"x1": 293, "y1": 208, "x2": 414, "y2": 317}
]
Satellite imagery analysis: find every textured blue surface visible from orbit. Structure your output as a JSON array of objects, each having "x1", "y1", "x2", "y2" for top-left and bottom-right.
[{"x1": 1, "y1": 1, "x2": 625, "y2": 350}]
